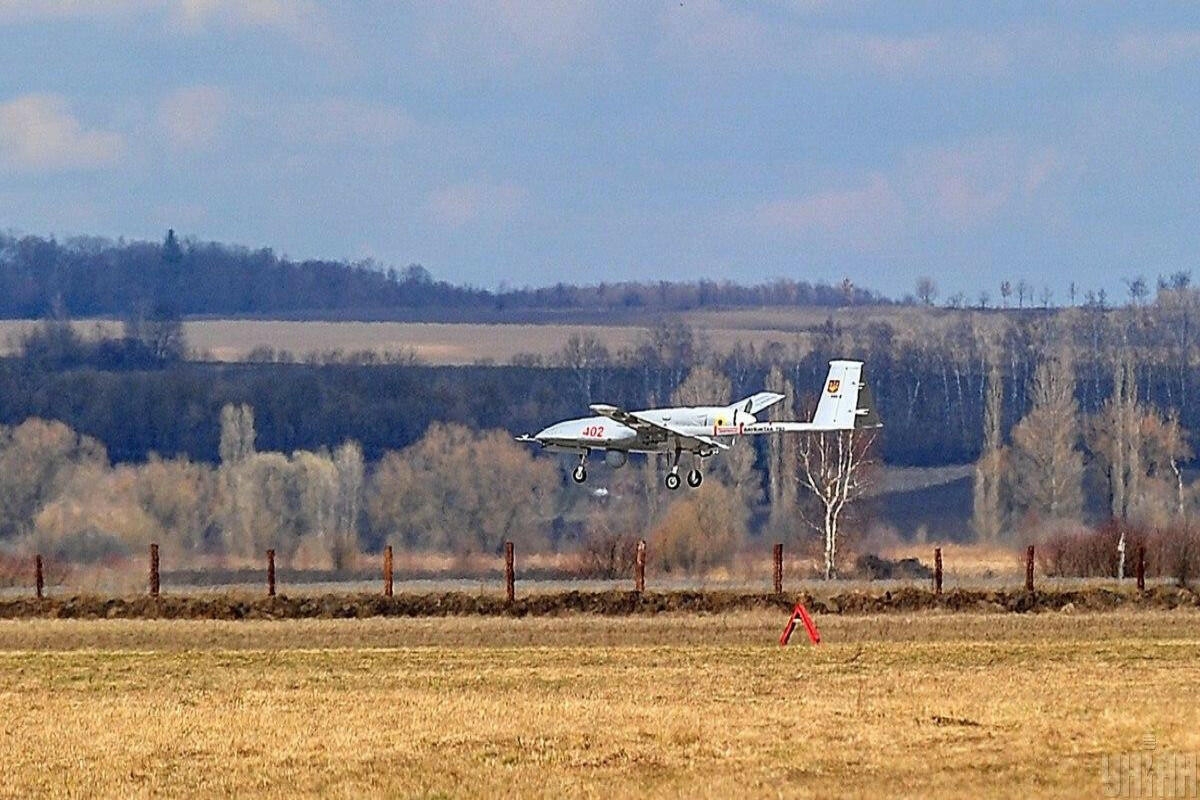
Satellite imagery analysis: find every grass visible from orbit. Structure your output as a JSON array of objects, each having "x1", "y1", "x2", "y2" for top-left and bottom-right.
[
  {"x1": 1, "y1": 612, "x2": 1199, "y2": 798},
  {"x1": 0, "y1": 317, "x2": 807, "y2": 365},
  {"x1": 0, "y1": 306, "x2": 1062, "y2": 366}
]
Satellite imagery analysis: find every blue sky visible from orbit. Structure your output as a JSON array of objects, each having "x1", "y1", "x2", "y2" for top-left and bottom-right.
[{"x1": 0, "y1": 2, "x2": 1197, "y2": 301}]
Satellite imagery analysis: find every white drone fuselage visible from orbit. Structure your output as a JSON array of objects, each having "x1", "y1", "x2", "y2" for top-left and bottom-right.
[{"x1": 532, "y1": 405, "x2": 776, "y2": 457}]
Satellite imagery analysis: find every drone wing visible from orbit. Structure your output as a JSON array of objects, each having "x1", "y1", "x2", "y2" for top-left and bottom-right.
[{"x1": 589, "y1": 404, "x2": 729, "y2": 451}]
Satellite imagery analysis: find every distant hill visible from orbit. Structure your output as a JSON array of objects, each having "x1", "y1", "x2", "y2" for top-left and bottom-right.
[{"x1": 0, "y1": 230, "x2": 889, "y2": 320}]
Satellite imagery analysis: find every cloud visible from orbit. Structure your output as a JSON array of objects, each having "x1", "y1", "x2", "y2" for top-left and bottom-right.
[
  {"x1": 425, "y1": 181, "x2": 527, "y2": 228},
  {"x1": 0, "y1": 0, "x2": 157, "y2": 23},
  {"x1": 237, "y1": 96, "x2": 412, "y2": 152},
  {"x1": 293, "y1": 98, "x2": 412, "y2": 148},
  {"x1": 414, "y1": 1, "x2": 616, "y2": 73},
  {"x1": 663, "y1": 6, "x2": 1017, "y2": 79},
  {"x1": 158, "y1": 85, "x2": 227, "y2": 151},
  {"x1": 1117, "y1": 30, "x2": 1200, "y2": 70},
  {"x1": 902, "y1": 139, "x2": 1064, "y2": 227},
  {"x1": 0, "y1": 1, "x2": 335, "y2": 48},
  {"x1": 167, "y1": 0, "x2": 333, "y2": 47},
  {"x1": 755, "y1": 175, "x2": 903, "y2": 251},
  {"x1": 755, "y1": 139, "x2": 1066, "y2": 248},
  {"x1": 0, "y1": 94, "x2": 123, "y2": 172},
  {"x1": 812, "y1": 31, "x2": 1013, "y2": 78}
]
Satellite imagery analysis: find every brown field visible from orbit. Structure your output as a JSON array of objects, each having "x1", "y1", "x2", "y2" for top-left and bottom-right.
[
  {"x1": 0, "y1": 317, "x2": 810, "y2": 365},
  {"x1": 1, "y1": 611, "x2": 1197, "y2": 798},
  {"x1": 0, "y1": 305, "x2": 1049, "y2": 365},
  {"x1": 0, "y1": 305, "x2": 968, "y2": 366}
]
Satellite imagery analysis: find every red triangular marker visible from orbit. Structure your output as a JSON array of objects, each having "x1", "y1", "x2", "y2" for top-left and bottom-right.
[{"x1": 780, "y1": 602, "x2": 821, "y2": 646}]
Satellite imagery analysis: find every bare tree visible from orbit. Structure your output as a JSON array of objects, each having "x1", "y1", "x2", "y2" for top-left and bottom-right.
[
  {"x1": 1104, "y1": 355, "x2": 1139, "y2": 579},
  {"x1": 367, "y1": 423, "x2": 558, "y2": 554},
  {"x1": 555, "y1": 332, "x2": 610, "y2": 406},
  {"x1": 0, "y1": 418, "x2": 107, "y2": 539},
  {"x1": 915, "y1": 276, "x2": 938, "y2": 306},
  {"x1": 330, "y1": 441, "x2": 364, "y2": 569},
  {"x1": 1010, "y1": 353, "x2": 1084, "y2": 522},
  {"x1": 219, "y1": 404, "x2": 255, "y2": 465},
  {"x1": 795, "y1": 428, "x2": 878, "y2": 579},
  {"x1": 292, "y1": 450, "x2": 338, "y2": 563},
  {"x1": 670, "y1": 365, "x2": 730, "y2": 407},
  {"x1": 1000, "y1": 281, "x2": 1012, "y2": 308},
  {"x1": 972, "y1": 362, "x2": 1006, "y2": 540},
  {"x1": 650, "y1": 481, "x2": 746, "y2": 574},
  {"x1": 1086, "y1": 354, "x2": 1140, "y2": 525},
  {"x1": 1124, "y1": 275, "x2": 1149, "y2": 306}
]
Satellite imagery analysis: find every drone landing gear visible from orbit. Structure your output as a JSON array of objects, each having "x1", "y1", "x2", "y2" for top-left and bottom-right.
[
  {"x1": 664, "y1": 445, "x2": 681, "y2": 490},
  {"x1": 664, "y1": 444, "x2": 702, "y2": 491},
  {"x1": 571, "y1": 452, "x2": 587, "y2": 484}
]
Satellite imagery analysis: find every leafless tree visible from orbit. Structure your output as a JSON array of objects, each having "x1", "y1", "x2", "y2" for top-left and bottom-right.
[
  {"x1": 1010, "y1": 353, "x2": 1084, "y2": 522},
  {"x1": 555, "y1": 332, "x2": 610, "y2": 406},
  {"x1": 1125, "y1": 275, "x2": 1149, "y2": 306},
  {"x1": 972, "y1": 362, "x2": 1006, "y2": 540},
  {"x1": 915, "y1": 276, "x2": 938, "y2": 306},
  {"x1": 330, "y1": 441, "x2": 364, "y2": 569},
  {"x1": 795, "y1": 428, "x2": 878, "y2": 579},
  {"x1": 367, "y1": 423, "x2": 558, "y2": 554}
]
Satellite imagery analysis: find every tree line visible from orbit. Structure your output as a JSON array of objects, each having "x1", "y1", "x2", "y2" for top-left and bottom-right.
[
  {"x1": 0, "y1": 377, "x2": 861, "y2": 577},
  {"x1": 6, "y1": 303, "x2": 1200, "y2": 574},
  {"x1": 10, "y1": 292, "x2": 1200, "y2": 469},
  {"x1": 0, "y1": 230, "x2": 886, "y2": 319}
]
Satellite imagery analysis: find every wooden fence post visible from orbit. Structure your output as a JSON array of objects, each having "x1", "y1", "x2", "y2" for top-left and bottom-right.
[
  {"x1": 384, "y1": 545, "x2": 394, "y2": 598},
  {"x1": 267, "y1": 548, "x2": 276, "y2": 597},
  {"x1": 35, "y1": 554, "x2": 44, "y2": 600},
  {"x1": 149, "y1": 542, "x2": 160, "y2": 597},
  {"x1": 1136, "y1": 545, "x2": 1146, "y2": 593},
  {"x1": 773, "y1": 543, "x2": 783, "y2": 594},
  {"x1": 635, "y1": 540, "x2": 646, "y2": 594},
  {"x1": 934, "y1": 547, "x2": 943, "y2": 596},
  {"x1": 504, "y1": 541, "x2": 515, "y2": 604},
  {"x1": 1025, "y1": 545, "x2": 1035, "y2": 592}
]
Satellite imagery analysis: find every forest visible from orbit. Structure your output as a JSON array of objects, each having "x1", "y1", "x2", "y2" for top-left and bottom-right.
[
  {"x1": 2, "y1": 229, "x2": 1200, "y2": 577},
  {"x1": 0, "y1": 230, "x2": 884, "y2": 319}
]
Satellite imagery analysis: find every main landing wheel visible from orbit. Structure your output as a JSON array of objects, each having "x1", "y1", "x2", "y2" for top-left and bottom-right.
[
  {"x1": 572, "y1": 464, "x2": 587, "y2": 483},
  {"x1": 686, "y1": 469, "x2": 703, "y2": 488},
  {"x1": 665, "y1": 471, "x2": 681, "y2": 491}
]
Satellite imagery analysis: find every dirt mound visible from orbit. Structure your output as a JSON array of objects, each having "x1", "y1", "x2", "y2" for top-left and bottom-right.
[
  {"x1": 0, "y1": 586, "x2": 1196, "y2": 620},
  {"x1": 853, "y1": 554, "x2": 934, "y2": 581}
]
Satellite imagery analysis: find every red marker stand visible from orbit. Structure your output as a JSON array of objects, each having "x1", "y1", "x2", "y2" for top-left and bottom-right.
[{"x1": 779, "y1": 602, "x2": 821, "y2": 646}]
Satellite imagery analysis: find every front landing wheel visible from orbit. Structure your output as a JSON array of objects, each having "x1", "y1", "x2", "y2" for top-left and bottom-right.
[
  {"x1": 686, "y1": 469, "x2": 703, "y2": 488},
  {"x1": 572, "y1": 464, "x2": 587, "y2": 483},
  {"x1": 665, "y1": 471, "x2": 681, "y2": 491}
]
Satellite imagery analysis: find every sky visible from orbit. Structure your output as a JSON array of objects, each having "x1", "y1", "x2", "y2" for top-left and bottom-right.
[{"x1": 0, "y1": 1, "x2": 1198, "y2": 301}]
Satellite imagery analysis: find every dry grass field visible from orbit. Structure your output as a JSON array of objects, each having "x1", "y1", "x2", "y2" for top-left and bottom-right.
[
  {"x1": 1, "y1": 611, "x2": 1198, "y2": 798},
  {"x1": 0, "y1": 306, "x2": 1025, "y2": 365},
  {"x1": 0, "y1": 318, "x2": 806, "y2": 365}
]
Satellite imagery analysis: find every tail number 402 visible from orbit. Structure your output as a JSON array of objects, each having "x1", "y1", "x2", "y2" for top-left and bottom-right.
[{"x1": 582, "y1": 425, "x2": 605, "y2": 438}]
